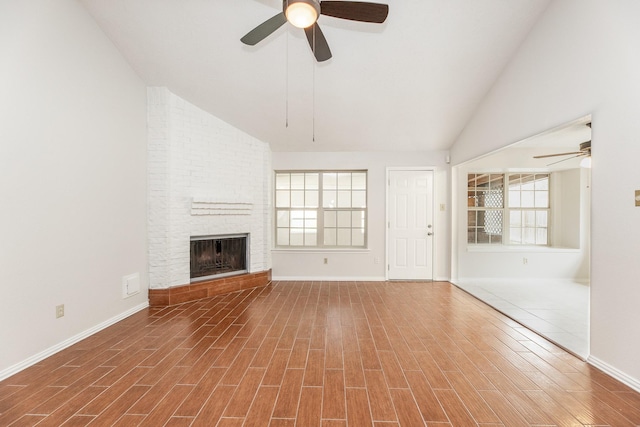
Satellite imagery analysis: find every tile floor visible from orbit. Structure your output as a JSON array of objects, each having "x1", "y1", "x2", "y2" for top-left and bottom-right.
[{"x1": 452, "y1": 279, "x2": 589, "y2": 358}]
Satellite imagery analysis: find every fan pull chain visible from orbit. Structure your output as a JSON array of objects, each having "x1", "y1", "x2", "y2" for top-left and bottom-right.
[
  {"x1": 312, "y1": 26, "x2": 316, "y2": 142},
  {"x1": 285, "y1": 28, "x2": 289, "y2": 128}
]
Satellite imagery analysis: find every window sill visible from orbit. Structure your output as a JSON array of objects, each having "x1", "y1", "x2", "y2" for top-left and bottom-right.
[
  {"x1": 272, "y1": 248, "x2": 370, "y2": 254},
  {"x1": 467, "y1": 245, "x2": 580, "y2": 253}
]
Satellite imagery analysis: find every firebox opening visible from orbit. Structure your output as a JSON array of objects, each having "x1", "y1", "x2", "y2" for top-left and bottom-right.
[{"x1": 190, "y1": 234, "x2": 248, "y2": 282}]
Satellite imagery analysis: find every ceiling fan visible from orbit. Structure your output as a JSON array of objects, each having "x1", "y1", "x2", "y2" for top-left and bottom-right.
[
  {"x1": 240, "y1": 0, "x2": 389, "y2": 62},
  {"x1": 533, "y1": 123, "x2": 592, "y2": 166}
]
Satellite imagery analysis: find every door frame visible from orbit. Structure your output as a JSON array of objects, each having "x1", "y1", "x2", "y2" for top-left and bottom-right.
[{"x1": 385, "y1": 167, "x2": 436, "y2": 281}]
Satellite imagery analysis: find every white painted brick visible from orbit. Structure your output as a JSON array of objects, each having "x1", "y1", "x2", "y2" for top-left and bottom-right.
[{"x1": 147, "y1": 87, "x2": 272, "y2": 289}]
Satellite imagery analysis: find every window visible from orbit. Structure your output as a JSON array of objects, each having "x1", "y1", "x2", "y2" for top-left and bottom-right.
[
  {"x1": 468, "y1": 173, "x2": 550, "y2": 245},
  {"x1": 275, "y1": 171, "x2": 367, "y2": 248}
]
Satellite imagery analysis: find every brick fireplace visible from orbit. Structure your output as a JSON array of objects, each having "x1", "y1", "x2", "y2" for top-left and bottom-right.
[{"x1": 147, "y1": 87, "x2": 272, "y2": 305}]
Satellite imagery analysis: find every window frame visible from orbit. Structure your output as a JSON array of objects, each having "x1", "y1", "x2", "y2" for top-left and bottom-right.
[
  {"x1": 467, "y1": 172, "x2": 551, "y2": 246},
  {"x1": 274, "y1": 170, "x2": 368, "y2": 249}
]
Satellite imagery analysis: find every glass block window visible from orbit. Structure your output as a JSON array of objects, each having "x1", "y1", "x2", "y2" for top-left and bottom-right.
[
  {"x1": 468, "y1": 174, "x2": 504, "y2": 244},
  {"x1": 276, "y1": 171, "x2": 367, "y2": 248},
  {"x1": 467, "y1": 173, "x2": 550, "y2": 246}
]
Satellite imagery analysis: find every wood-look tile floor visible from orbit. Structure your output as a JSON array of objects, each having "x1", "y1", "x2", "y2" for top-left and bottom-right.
[{"x1": 2, "y1": 281, "x2": 640, "y2": 426}]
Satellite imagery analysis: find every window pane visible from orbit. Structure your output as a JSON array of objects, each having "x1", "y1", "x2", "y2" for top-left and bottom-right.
[
  {"x1": 304, "y1": 229, "x2": 317, "y2": 246},
  {"x1": 510, "y1": 228, "x2": 522, "y2": 244},
  {"x1": 290, "y1": 230, "x2": 304, "y2": 246},
  {"x1": 276, "y1": 173, "x2": 290, "y2": 190},
  {"x1": 352, "y1": 211, "x2": 365, "y2": 228},
  {"x1": 290, "y1": 210, "x2": 304, "y2": 228},
  {"x1": 323, "y1": 190, "x2": 337, "y2": 208},
  {"x1": 490, "y1": 175, "x2": 504, "y2": 190},
  {"x1": 467, "y1": 227, "x2": 476, "y2": 244},
  {"x1": 325, "y1": 211, "x2": 336, "y2": 227},
  {"x1": 468, "y1": 211, "x2": 477, "y2": 227},
  {"x1": 337, "y1": 190, "x2": 351, "y2": 208},
  {"x1": 536, "y1": 211, "x2": 548, "y2": 227},
  {"x1": 338, "y1": 173, "x2": 351, "y2": 189},
  {"x1": 484, "y1": 210, "x2": 502, "y2": 235},
  {"x1": 305, "y1": 190, "x2": 318, "y2": 208},
  {"x1": 276, "y1": 190, "x2": 290, "y2": 208},
  {"x1": 337, "y1": 211, "x2": 351, "y2": 227},
  {"x1": 323, "y1": 172, "x2": 337, "y2": 189},
  {"x1": 337, "y1": 229, "x2": 351, "y2": 246},
  {"x1": 535, "y1": 191, "x2": 549, "y2": 208},
  {"x1": 277, "y1": 210, "x2": 289, "y2": 227},
  {"x1": 521, "y1": 191, "x2": 535, "y2": 208},
  {"x1": 324, "y1": 228, "x2": 337, "y2": 246},
  {"x1": 277, "y1": 228, "x2": 289, "y2": 246},
  {"x1": 523, "y1": 228, "x2": 535, "y2": 245},
  {"x1": 305, "y1": 173, "x2": 319, "y2": 189},
  {"x1": 291, "y1": 173, "x2": 305, "y2": 189},
  {"x1": 291, "y1": 190, "x2": 304, "y2": 207},
  {"x1": 352, "y1": 173, "x2": 366, "y2": 190},
  {"x1": 536, "y1": 228, "x2": 548, "y2": 245},
  {"x1": 508, "y1": 190, "x2": 520, "y2": 207},
  {"x1": 352, "y1": 229, "x2": 365, "y2": 246},
  {"x1": 535, "y1": 176, "x2": 549, "y2": 190},
  {"x1": 509, "y1": 211, "x2": 521, "y2": 227},
  {"x1": 477, "y1": 231, "x2": 490, "y2": 244},
  {"x1": 352, "y1": 190, "x2": 366, "y2": 208},
  {"x1": 524, "y1": 211, "x2": 535, "y2": 227}
]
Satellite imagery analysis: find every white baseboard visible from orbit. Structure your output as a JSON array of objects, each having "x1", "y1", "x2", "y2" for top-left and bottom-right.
[
  {"x1": 588, "y1": 356, "x2": 640, "y2": 393},
  {"x1": 272, "y1": 276, "x2": 448, "y2": 282},
  {"x1": 271, "y1": 276, "x2": 385, "y2": 282},
  {"x1": 0, "y1": 301, "x2": 149, "y2": 382}
]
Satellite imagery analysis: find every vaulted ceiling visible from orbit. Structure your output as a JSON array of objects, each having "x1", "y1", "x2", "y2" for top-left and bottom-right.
[{"x1": 80, "y1": 0, "x2": 551, "y2": 152}]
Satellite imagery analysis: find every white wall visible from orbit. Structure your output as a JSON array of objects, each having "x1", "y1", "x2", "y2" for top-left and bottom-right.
[
  {"x1": 147, "y1": 88, "x2": 272, "y2": 289},
  {"x1": 450, "y1": 0, "x2": 640, "y2": 388},
  {"x1": 272, "y1": 151, "x2": 450, "y2": 281},
  {"x1": 0, "y1": 0, "x2": 148, "y2": 377}
]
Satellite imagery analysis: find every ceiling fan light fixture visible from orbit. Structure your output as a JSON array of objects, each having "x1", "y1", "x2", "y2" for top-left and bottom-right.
[
  {"x1": 285, "y1": 0, "x2": 320, "y2": 28},
  {"x1": 580, "y1": 156, "x2": 592, "y2": 168}
]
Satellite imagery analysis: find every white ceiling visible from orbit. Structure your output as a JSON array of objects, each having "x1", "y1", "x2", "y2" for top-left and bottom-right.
[
  {"x1": 464, "y1": 118, "x2": 592, "y2": 171},
  {"x1": 80, "y1": 0, "x2": 551, "y2": 152}
]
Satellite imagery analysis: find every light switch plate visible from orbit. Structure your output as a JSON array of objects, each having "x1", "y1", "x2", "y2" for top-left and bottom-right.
[{"x1": 636, "y1": 190, "x2": 640, "y2": 207}]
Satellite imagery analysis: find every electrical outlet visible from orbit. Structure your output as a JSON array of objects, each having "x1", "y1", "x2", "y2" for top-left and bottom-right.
[
  {"x1": 523, "y1": 257, "x2": 528, "y2": 265},
  {"x1": 56, "y1": 304, "x2": 64, "y2": 318},
  {"x1": 323, "y1": 258, "x2": 328, "y2": 264},
  {"x1": 374, "y1": 257, "x2": 380, "y2": 264}
]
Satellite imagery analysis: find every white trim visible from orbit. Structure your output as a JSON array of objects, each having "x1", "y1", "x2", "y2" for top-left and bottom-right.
[
  {"x1": 272, "y1": 276, "x2": 385, "y2": 282},
  {"x1": 588, "y1": 356, "x2": 640, "y2": 393},
  {"x1": 0, "y1": 302, "x2": 149, "y2": 381}
]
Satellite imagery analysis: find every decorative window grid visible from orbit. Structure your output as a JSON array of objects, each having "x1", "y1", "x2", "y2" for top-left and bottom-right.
[
  {"x1": 467, "y1": 173, "x2": 550, "y2": 245},
  {"x1": 275, "y1": 171, "x2": 367, "y2": 248}
]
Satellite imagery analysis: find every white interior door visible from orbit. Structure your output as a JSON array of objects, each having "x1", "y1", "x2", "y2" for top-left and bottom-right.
[{"x1": 387, "y1": 169, "x2": 434, "y2": 280}]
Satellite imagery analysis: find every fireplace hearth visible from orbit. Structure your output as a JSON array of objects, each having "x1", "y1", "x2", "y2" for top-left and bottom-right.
[{"x1": 190, "y1": 234, "x2": 248, "y2": 282}]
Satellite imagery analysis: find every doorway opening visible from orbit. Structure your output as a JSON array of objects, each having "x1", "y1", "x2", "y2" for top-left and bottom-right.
[{"x1": 450, "y1": 117, "x2": 591, "y2": 358}]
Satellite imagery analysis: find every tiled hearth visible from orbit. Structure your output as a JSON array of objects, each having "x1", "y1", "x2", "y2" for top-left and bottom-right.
[{"x1": 148, "y1": 270, "x2": 271, "y2": 306}]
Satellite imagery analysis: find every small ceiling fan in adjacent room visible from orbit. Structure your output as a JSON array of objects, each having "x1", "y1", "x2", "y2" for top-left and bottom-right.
[
  {"x1": 533, "y1": 123, "x2": 592, "y2": 167},
  {"x1": 240, "y1": 0, "x2": 389, "y2": 62}
]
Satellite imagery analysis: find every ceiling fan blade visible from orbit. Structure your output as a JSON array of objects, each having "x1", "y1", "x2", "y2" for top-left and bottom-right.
[
  {"x1": 320, "y1": 1, "x2": 389, "y2": 23},
  {"x1": 241, "y1": 12, "x2": 287, "y2": 45},
  {"x1": 546, "y1": 154, "x2": 585, "y2": 167},
  {"x1": 533, "y1": 151, "x2": 583, "y2": 159},
  {"x1": 304, "y1": 23, "x2": 332, "y2": 62}
]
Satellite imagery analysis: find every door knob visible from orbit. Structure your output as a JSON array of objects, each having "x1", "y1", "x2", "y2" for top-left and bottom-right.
[{"x1": 427, "y1": 232, "x2": 433, "y2": 236}]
